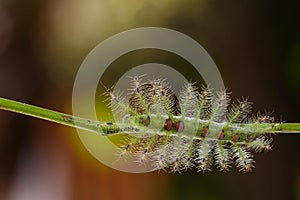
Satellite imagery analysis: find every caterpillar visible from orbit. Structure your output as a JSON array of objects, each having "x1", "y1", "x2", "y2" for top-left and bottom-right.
[{"x1": 101, "y1": 75, "x2": 276, "y2": 173}]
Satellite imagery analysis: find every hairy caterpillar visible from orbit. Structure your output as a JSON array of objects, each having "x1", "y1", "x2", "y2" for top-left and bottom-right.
[{"x1": 102, "y1": 75, "x2": 276, "y2": 173}]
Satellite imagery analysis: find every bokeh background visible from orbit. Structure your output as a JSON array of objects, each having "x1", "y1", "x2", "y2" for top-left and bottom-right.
[{"x1": 0, "y1": 0, "x2": 300, "y2": 200}]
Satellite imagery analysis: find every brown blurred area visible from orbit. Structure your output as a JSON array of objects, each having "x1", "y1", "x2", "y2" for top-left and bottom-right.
[{"x1": 0, "y1": 1, "x2": 299, "y2": 200}]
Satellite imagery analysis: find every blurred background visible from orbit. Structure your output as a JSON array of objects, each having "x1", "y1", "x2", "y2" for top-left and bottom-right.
[{"x1": 0, "y1": 0, "x2": 299, "y2": 199}]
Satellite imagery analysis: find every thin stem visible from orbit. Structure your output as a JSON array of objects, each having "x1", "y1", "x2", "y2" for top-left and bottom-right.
[
  {"x1": 1, "y1": 97, "x2": 300, "y2": 134},
  {"x1": 272, "y1": 123, "x2": 300, "y2": 133},
  {"x1": 0, "y1": 97, "x2": 116, "y2": 135}
]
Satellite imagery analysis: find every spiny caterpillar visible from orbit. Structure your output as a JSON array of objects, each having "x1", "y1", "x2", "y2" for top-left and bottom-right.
[{"x1": 102, "y1": 75, "x2": 276, "y2": 173}]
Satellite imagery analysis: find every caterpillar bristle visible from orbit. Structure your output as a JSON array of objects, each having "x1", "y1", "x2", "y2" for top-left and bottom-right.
[
  {"x1": 246, "y1": 135, "x2": 273, "y2": 152},
  {"x1": 179, "y1": 81, "x2": 199, "y2": 118},
  {"x1": 153, "y1": 151, "x2": 168, "y2": 172},
  {"x1": 214, "y1": 141, "x2": 232, "y2": 172},
  {"x1": 210, "y1": 90, "x2": 230, "y2": 123},
  {"x1": 115, "y1": 143, "x2": 131, "y2": 160},
  {"x1": 226, "y1": 98, "x2": 252, "y2": 124},
  {"x1": 102, "y1": 75, "x2": 276, "y2": 173},
  {"x1": 195, "y1": 138, "x2": 214, "y2": 172},
  {"x1": 196, "y1": 85, "x2": 213, "y2": 120},
  {"x1": 232, "y1": 144, "x2": 255, "y2": 172}
]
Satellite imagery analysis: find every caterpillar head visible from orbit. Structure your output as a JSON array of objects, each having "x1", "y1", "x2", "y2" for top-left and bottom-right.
[{"x1": 103, "y1": 75, "x2": 275, "y2": 173}]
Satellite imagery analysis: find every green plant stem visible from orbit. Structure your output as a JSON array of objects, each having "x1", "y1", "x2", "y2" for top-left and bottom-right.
[
  {"x1": 0, "y1": 97, "x2": 106, "y2": 134},
  {"x1": 1, "y1": 97, "x2": 300, "y2": 134},
  {"x1": 272, "y1": 123, "x2": 300, "y2": 133}
]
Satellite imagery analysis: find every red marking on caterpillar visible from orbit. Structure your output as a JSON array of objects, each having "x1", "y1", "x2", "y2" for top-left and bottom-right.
[
  {"x1": 164, "y1": 118, "x2": 173, "y2": 131},
  {"x1": 175, "y1": 121, "x2": 184, "y2": 132}
]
